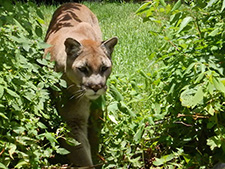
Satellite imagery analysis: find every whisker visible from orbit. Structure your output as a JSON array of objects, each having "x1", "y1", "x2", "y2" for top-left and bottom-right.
[
  {"x1": 67, "y1": 84, "x2": 75, "y2": 90},
  {"x1": 69, "y1": 89, "x2": 85, "y2": 100},
  {"x1": 74, "y1": 89, "x2": 84, "y2": 94},
  {"x1": 77, "y1": 92, "x2": 85, "y2": 102},
  {"x1": 67, "y1": 84, "x2": 82, "y2": 90}
]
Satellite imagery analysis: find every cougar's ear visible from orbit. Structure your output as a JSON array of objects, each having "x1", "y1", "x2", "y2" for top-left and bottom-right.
[
  {"x1": 101, "y1": 37, "x2": 118, "y2": 58},
  {"x1": 64, "y1": 38, "x2": 82, "y2": 58}
]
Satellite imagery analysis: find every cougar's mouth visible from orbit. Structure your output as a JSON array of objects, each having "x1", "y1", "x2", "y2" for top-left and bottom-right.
[
  {"x1": 86, "y1": 94, "x2": 100, "y2": 100},
  {"x1": 83, "y1": 86, "x2": 106, "y2": 100}
]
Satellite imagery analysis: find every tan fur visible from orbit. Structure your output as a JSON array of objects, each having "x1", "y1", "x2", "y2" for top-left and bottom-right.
[{"x1": 44, "y1": 3, "x2": 118, "y2": 168}]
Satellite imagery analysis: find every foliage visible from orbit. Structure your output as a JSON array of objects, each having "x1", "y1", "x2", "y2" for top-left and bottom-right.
[
  {"x1": 134, "y1": 0, "x2": 225, "y2": 167},
  {"x1": 0, "y1": 1, "x2": 72, "y2": 168},
  {"x1": 2, "y1": 0, "x2": 225, "y2": 168}
]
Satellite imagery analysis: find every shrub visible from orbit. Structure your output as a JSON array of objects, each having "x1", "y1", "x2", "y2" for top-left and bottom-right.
[
  {"x1": 0, "y1": 1, "x2": 69, "y2": 168},
  {"x1": 135, "y1": 0, "x2": 225, "y2": 167}
]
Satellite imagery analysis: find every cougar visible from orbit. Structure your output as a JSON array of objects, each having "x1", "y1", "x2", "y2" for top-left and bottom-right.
[{"x1": 44, "y1": 3, "x2": 118, "y2": 167}]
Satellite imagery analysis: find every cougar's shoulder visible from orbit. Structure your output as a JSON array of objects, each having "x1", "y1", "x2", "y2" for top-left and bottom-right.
[{"x1": 45, "y1": 3, "x2": 102, "y2": 42}]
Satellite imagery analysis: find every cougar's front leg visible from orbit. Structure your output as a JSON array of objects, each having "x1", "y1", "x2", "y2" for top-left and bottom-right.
[{"x1": 62, "y1": 122, "x2": 93, "y2": 167}]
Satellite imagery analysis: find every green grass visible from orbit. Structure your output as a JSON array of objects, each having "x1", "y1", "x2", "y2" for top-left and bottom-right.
[{"x1": 41, "y1": 2, "x2": 160, "y2": 75}]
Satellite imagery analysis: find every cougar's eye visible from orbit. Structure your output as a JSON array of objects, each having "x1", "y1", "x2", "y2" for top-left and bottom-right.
[
  {"x1": 101, "y1": 66, "x2": 108, "y2": 73},
  {"x1": 78, "y1": 66, "x2": 89, "y2": 74}
]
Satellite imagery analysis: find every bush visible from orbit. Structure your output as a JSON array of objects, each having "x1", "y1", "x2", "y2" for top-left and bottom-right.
[
  {"x1": 135, "y1": 0, "x2": 225, "y2": 167},
  {"x1": 0, "y1": 1, "x2": 69, "y2": 168}
]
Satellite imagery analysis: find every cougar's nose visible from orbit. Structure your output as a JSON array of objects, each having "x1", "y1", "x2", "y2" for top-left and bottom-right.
[{"x1": 89, "y1": 84, "x2": 103, "y2": 92}]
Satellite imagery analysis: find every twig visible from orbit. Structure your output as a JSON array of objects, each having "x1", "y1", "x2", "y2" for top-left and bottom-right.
[
  {"x1": 0, "y1": 143, "x2": 5, "y2": 156},
  {"x1": 194, "y1": 17, "x2": 202, "y2": 39},
  {"x1": 167, "y1": 39, "x2": 180, "y2": 52},
  {"x1": 177, "y1": 113, "x2": 209, "y2": 120},
  {"x1": 174, "y1": 121, "x2": 193, "y2": 127},
  {"x1": 97, "y1": 153, "x2": 106, "y2": 162},
  {"x1": 0, "y1": 147, "x2": 5, "y2": 156}
]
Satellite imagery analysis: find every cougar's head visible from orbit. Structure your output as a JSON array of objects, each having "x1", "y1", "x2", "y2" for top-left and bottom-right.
[{"x1": 64, "y1": 37, "x2": 118, "y2": 100}]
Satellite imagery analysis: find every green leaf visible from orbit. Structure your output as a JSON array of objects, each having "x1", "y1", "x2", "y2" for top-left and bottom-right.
[
  {"x1": 153, "y1": 154, "x2": 175, "y2": 166},
  {"x1": 59, "y1": 79, "x2": 67, "y2": 88},
  {"x1": 35, "y1": 26, "x2": 42, "y2": 37},
  {"x1": 180, "y1": 86, "x2": 204, "y2": 108},
  {"x1": 50, "y1": 85, "x2": 61, "y2": 92},
  {"x1": 195, "y1": 72, "x2": 205, "y2": 84},
  {"x1": 148, "y1": 52, "x2": 156, "y2": 60},
  {"x1": 206, "y1": 104, "x2": 214, "y2": 116},
  {"x1": 0, "y1": 112, "x2": 8, "y2": 120},
  {"x1": 168, "y1": 83, "x2": 175, "y2": 94},
  {"x1": 108, "y1": 114, "x2": 118, "y2": 124},
  {"x1": 36, "y1": 8, "x2": 44, "y2": 20},
  {"x1": 208, "y1": 82, "x2": 214, "y2": 95},
  {"x1": 11, "y1": 36, "x2": 28, "y2": 44},
  {"x1": 37, "y1": 122, "x2": 47, "y2": 129},
  {"x1": 65, "y1": 137, "x2": 80, "y2": 146},
  {"x1": 136, "y1": 2, "x2": 152, "y2": 15},
  {"x1": 209, "y1": 28, "x2": 220, "y2": 36},
  {"x1": 170, "y1": 12, "x2": 182, "y2": 24},
  {"x1": 0, "y1": 85, "x2": 4, "y2": 98},
  {"x1": 13, "y1": 126, "x2": 25, "y2": 134},
  {"x1": 0, "y1": 163, "x2": 7, "y2": 169},
  {"x1": 206, "y1": 0, "x2": 219, "y2": 8},
  {"x1": 159, "y1": 0, "x2": 166, "y2": 7},
  {"x1": 109, "y1": 85, "x2": 123, "y2": 101},
  {"x1": 23, "y1": 43, "x2": 30, "y2": 51},
  {"x1": 45, "y1": 132, "x2": 58, "y2": 145},
  {"x1": 38, "y1": 42, "x2": 51, "y2": 49},
  {"x1": 147, "y1": 117, "x2": 154, "y2": 125},
  {"x1": 139, "y1": 70, "x2": 151, "y2": 80},
  {"x1": 134, "y1": 124, "x2": 145, "y2": 142},
  {"x1": 8, "y1": 144, "x2": 17, "y2": 159},
  {"x1": 180, "y1": 88, "x2": 195, "y2": 108},
  {"x1": 107, "y1": 101, "x2": 118, "y2": 114},
  {"x1": 221, "y1": 0, "x2": 225, "y2": 12},
  {"x1": 14, "y1": 160, "x2": 28, "y2": 168},
  {"x1": 177, "y1": 16, "x2": 192, "y2": 33},
  {"x1": 13, "y1": 18, "x2": 29, "y2": 34},
  {"x1": 36, "y1": 58, "x2": 48, "y2": 66},
  {"x1": 192, "y1": 86, "x2": 204, "y2": 108},
  {"x1": 184, "y1": 62, "x2": 195, "y2": 74},
  {"x1": 6, "y1": 88, "x2": 19, "y2": 98},
  {"x1": 56, "y1": 148, "x2": 70, "y2": 155},
  {"x1": 213, "y1": 77, "x2": 225, "y2": 95},
  {"x1": 119, "y1": 101, "x2": 136, "y2": 117},
  {"x1": 171, "y1": 0, "x2": 182, "y2": 12},
  {"x1": 207, "y1": 135, "x2": 222, "y2": 150},
  {"x1": 107, "y1": 164, "x2": 117, "y2": 168},
  {"x1": 154, "y1": 103, "x2": 161, "y2": 114}
]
